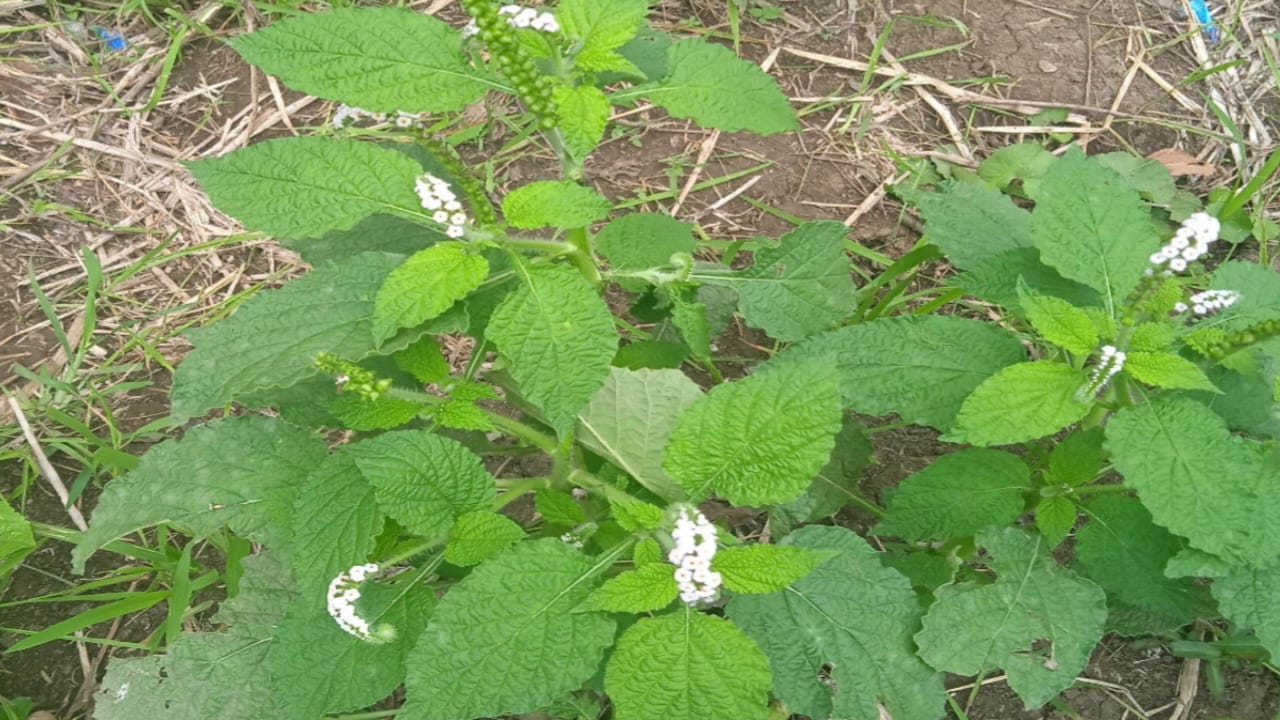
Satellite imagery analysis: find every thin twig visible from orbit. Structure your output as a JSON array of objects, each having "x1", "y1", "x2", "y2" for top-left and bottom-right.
[{"x1": 6, "y1": 395, "x2": 88, "y2": 531}]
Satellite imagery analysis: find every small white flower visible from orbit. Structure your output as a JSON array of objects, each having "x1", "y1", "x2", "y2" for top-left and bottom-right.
[
  {"x1": 326, "y1": 563, "x2": 389, "y2": 643},
  {"x1": 667, "y1": 508, "x2": 722, "y2": 606},
  {"x1": 433, "y1": 210, "x2": 450, "y2": 223},
  {"x1": 1150, "y1": 212, "x2": 1221, "y2": 274},
  {"x1": 1173, "y1": 302, "x2": 1188, "y2": 314},
  {"x1": 1169, "y1": 258, "x2": 1187, "y2": 272},
  {"x1": 446, "y1": 225, "x2": 466, "y2": 238}
]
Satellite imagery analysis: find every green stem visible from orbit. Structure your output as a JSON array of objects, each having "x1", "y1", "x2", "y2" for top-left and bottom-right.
[
  {"x1": 377, "y1": 539, "x2": 441, "y2": 568},
  {"x1": 494, "y1": 476, "x2": 553, "y2": 510},
  {"x1": 383, "y1": 387, "x2": 557, "y2": 452},
  {"x1": 496, "y1": 236, "x2": 577, "y2": 256},
  {"x1": 565, "y1": 227, "x2": 601, "y2": 285},
  {"x1": 1071, "y1": 483, "x2": 1132, "y2": 497}
]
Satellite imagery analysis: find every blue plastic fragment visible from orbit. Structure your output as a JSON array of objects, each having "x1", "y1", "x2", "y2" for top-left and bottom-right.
[
  {"x1": 1188, "y1": 0, "x2": 1221, "y2": 44},
  {"x1": 90, "y1": 25, "x2": 129, "y2": 52}
]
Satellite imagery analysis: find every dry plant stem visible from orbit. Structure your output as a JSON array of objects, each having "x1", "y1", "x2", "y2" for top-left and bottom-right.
[{"x1": 6, "y1": 395, "x2": 89, "y2": 531}]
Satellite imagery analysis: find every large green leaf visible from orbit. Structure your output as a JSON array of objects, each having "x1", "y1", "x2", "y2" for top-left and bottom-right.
[
  {"x1": 916, "y1": 527, "x2": 1107, "y2": 708},
  {"x1": 912, "y1": 181, "x2": 1033, "y2": 270},
  {"x1": 1107, "y1": 397, "x2": 1280, "y2": 567},
  {"x1": 579, "y1": 563, "x2": 678, "y2": 613},
  {"x1": 283, "y1": 213, "x2": 439, "y2": 265},
  {"x1": 73, "y1": 417, "x2": 326, "y2": 573},
  {"x1": 443, "y1": 511, "x2": 524, "y2": 566},
  {"x1": 488, "y1": 264, "x2": 618, "y2": 430},
  {"x1": 945, "y1": 362, "x2": 1092, "y2": 446},
  {"x1": 269, "y1": 580, "x2": 433, "y2": 717},
  {"x1": 1124, "y1": 351, "x2": 1218, "y2": 392},
  {"x1": 707, "y1": 221, "x2": 855, "y2": 342},
  {"x1": 1208, "y1": 260, "x2": 1280, "y2": 332},
  {"x1": 401, "y1": 540, "x2": 615, "y2": 720},
  {"x1": 663, "y1": 360, "x2": 841, "y2": 505},
  {"x1": 954, "y1": 247, "x2": 1102, "y2": 309},
  {"x1": 606, "y1": 609, "x2": 773, "y2": 720},
  {"x1": 596, "y1": 212, "x2": 696, "y2": 271},
  {"x1": 1030, "y1": 148, "x2": 1159, "y2": 313},
  {"x1": 1213, "y1": 560, "x2": 1280, "y2": 661},
  {"x1": 171, "y1": 252, "x2": 402, "y2": 422},
  {"x1": 374, "y1": 243, "x2": 489, "y2": 344},
  {"x1": 874, "y1": 449, "x2": 1031, "y2": 542},
  {"x1": 712, "y1": 544, "x2": 827, "y2": 594},
  {"x1": 1018, "y1": 285, "x2": 1098, "y2": 356},
  {"x1": 555, "y1": 84, "x2": 613, "y2": 160},
  {"x1": 762, "y1": 316, "x2": 1025, "y2": 431},
  {"x1": 727, "y1": 526, "x2": 945, "y2": 720},
  {"x1": 1074, "y1": 495, "x2": 1199, "y2": 623},
  {"x1": 188, "y1": 137, "x2": 427, "y2": 239},
  {"x1": 95, "y1": 554, "x2": 295, "y2": 719},
  {"x1": 502, "y1": 180, "x2": 612, "y2": 230},
  {"x1": 576, "y1": 367, "x2": 703, "y2": 500},
  {"x1": 640, "y1": 39, "x2": 798, "y2": 135},
  {"x1": 770, "y1": 416, "x2": 874, "y2": 532},
  {"x1": 348, "y1": 430, "x2": 493, "y2": 540},
  {"x1": 231, "y1": 8, "x2": 495, "y2": 112},
  {"x1": 288, "y1": 451, "x2": 383, "y2": 596}
]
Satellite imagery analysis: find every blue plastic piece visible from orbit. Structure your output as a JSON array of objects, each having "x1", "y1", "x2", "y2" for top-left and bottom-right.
[
  {"x1": 1188, "y1": 0, "x2": 1221, "y2": 44},
  {"x1": 90, "y1": 26, "x2": 129, "y2": 52}
]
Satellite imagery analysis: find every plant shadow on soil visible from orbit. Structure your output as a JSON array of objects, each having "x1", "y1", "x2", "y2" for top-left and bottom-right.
[{"x1": 2, "y1": 0, "x2": 1278, "y2": 717}]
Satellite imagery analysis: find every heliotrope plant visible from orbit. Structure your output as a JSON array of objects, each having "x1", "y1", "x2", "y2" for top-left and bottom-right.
[{"x1": 62, "y1": 1, "x2": 1280, "y2": 719}]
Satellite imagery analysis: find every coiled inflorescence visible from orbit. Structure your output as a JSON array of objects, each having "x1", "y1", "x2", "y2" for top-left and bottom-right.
[
  {"x1": 327, "y1": 563, "x2": 388, "y2": 643},
  {"x1": 1080, "y1": 344, "x2": 1126, "y2": 399},
  {"x1": 1180, "y1": 289, "x2": 1241, "y2": 316},
  {"x1": 332, "y1": 104, "x2": 426, "y2": 130},
  {"x1": 414, "y1": 173, "x2": 469, "y2": 238},
  {"x1": 668, "y1": 508, "x2": 722, "y2": 606},
  {"x1": 460, "y1": 0, "x2": 559, "y2": 128},
  {"x1": 462, "y1": 4, "x2": 560, "y2": 37},
  {"x1": 1148, "y1": 212, "x2": 1221, "y2": 274}
]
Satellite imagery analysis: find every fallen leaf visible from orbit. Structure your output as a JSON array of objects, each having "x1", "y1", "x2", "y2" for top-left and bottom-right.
[{"x1": 1147, "y1": 148, "x2": 1217, "y2": 177}]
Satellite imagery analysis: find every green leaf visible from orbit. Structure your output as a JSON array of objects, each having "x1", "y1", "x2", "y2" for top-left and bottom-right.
[
  {"x1": 1030, "y1": 148, "x2": 1159, "y2": 313},
  {"x1": 955, "y1": 247, "x2": 1102, "y2": 309},
  {"x1": 1124, "y1": 351, "x2": 1219, "y2": 392},
  {"x1": 1075, "y1": 495, "x2": 1199, "y2": 623},
  {"x1": 535, "y1": 488, "x2": 587, "y2": 527},
  {"x1": 171, "y1": 252, "x2": 403, "y2": 422},
  {"x1": 977, "y1": 141, "x2": 1055, "y2": 195},
  {"x1": 560, "y1": 0, "x2": 651, "y2": 72},
  {"x1": 490, "y1": 265, "x2": 618, "y2": 430},
  {"x1": 231, "y1": 8, "x2": 493, "y2": 112},
  {"x1": 1095, "y1": 152, "x2": 1175, "y2": 205},
  {"x1": 1107, "y1": 396, "x2": 1280, "y2": 567},
  {"x1": 1018, "y1": 284, "x2": 1098, "y2": 355},
  {"x1": 270, "y1": 580, "x2": 434, "y2": 717},
  {"x1": 713, "y1": 545, "x2": 826, "y2": 594},
  {"x1": 634, "y1": 538, "x2": 663, "y2": 565},
  {"x1": 1036, "y1": 496, "x2": 1077, "y2": 547},
  {"x1": 444, "y1": 511, "x2": 524, "y2": 566},
  {"x1": 916, "y1": 527, "x2": 1107, "y2": 708},
  {"x1": 94, "y1": 554, "x2": 295, "y2": 719},
  {"x1": 331, "y1": 393, "x2": 421, "y2": 431},
  {"x1": 394, "y1": 336, "x2": 451, "y2": 384},
  {"x1": 401, "y1": 540, "x2": 615, "y2": 720},
  {"x1": 577, "y1": 367, "x2": 703, "y2": 500},
  {"x1": 555, "y1": 85, "x2": 612, "y2": 160},
  {"x1": 348, "y1": 430, "x2": 494, "y2": 539},
  {"x1": 596, "y1": 212, "x2": 696, "y2": 271},
  {"x1": 1194, "y1": 366, "x2": 1280, "y2": 438},
  {"x1": 288, "y1": 451, "x2": 384, "y2": 596},
  {"x1": 727, "y1": 526, "x2": 946, "y2": 720},
  {"x1": 283, "y1": 213, "x2": 438, "y2": 265},
  {"x1": 771, "y1": 416, "x2": 874, "y2": 531},
  {"x1": 715, "y1": 221, "x2": 855, "y2": 342},
  {"x1": 912, "y1": 181, "x2": 1032, "y2": 270},
  {"x1": 374, "y1": 243, "x2": 488, "y2": 344},
  {"x1": 73, "y1": 417, "x2": 326, "y2": 573},
  {"x1": 1208, "y1": 261, "x2": 1280, "y2": 332},
  {"x1": 642, "y1": 39, "x2": 798, "y2": 135},
  {"x1": 1129, "y1": 321, "x2": 1176, "y2": 352},
  {"x1": 580, "y1": 563, "x2": 677, "y2": 612},
  {"x1": 611, "y1": 496, "x2": 666, "y2": 531},
  {"x1": 434, "y1": 382, "x2": 498, "y2": 430},
  {"x1": 0, "y1": 495, "x2": 34, "y2": 560},
  {"x1": 606, "y1": 610, "x2": 773, "y2": 720},
  {"x1": 188, "y1": 137, "x2": 427, "y2": 239},
  {"x1": 946, "y1": 362, "x2": 1091, "y2": 446},
  {"x1": 874, "y1": 449, "x2": 1032, "y2": 542},
  {"x1": 1045, "y1": 428, "x2": 1104, "y2": 486},
  {"x1": 1213, "y1": 560, "x2": 1280, "y2": 661},
  {"x1": 764, "y1": 315, "x2": 1025, "y2": 431},
  {"x1": 502, "y1": 181, "x2": 612, "y2": 230},
  {"x1": 664, "y1": 360, "x2": 841, "y2": 505}
]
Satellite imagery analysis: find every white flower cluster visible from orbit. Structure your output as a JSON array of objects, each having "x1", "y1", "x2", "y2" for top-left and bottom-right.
[
  {"x1": 1178, "y1": 289, "x2": 1241, "y2": 316},
  {"x1": 414, "y1": 174, "x2": 468, "y2": 238},
  {"x1": 327, "y1": 563, "x2": 386, "y2": 643},
  {"x1": 668, "y1": 508, "x2": 722, "y2": 606},
  {"x1": 559, "y1": 531, "x2": 585, "y2": 550},
  {"x1": 1148, "y1": 212, "x2": 1221, "y2": 274},
  {"x1": 332, "y1": 104, "x2": 425, "y2": 130},
  {"x1": 1083, "y1": 344, "x2": 1126, "y2": 397},
  {"x1": 461, "y1": 5, "x2": 560, "y2": 38}
]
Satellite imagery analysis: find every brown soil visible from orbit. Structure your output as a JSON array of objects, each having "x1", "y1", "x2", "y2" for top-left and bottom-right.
[{"x1": 1, "y1": 0, "x2": 1277, "y2": 717}]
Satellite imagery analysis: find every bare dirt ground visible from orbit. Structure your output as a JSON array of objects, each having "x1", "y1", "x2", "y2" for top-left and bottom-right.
[{"x1": 1, "y1": 0, "x2": 1277, "y2": 717}]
